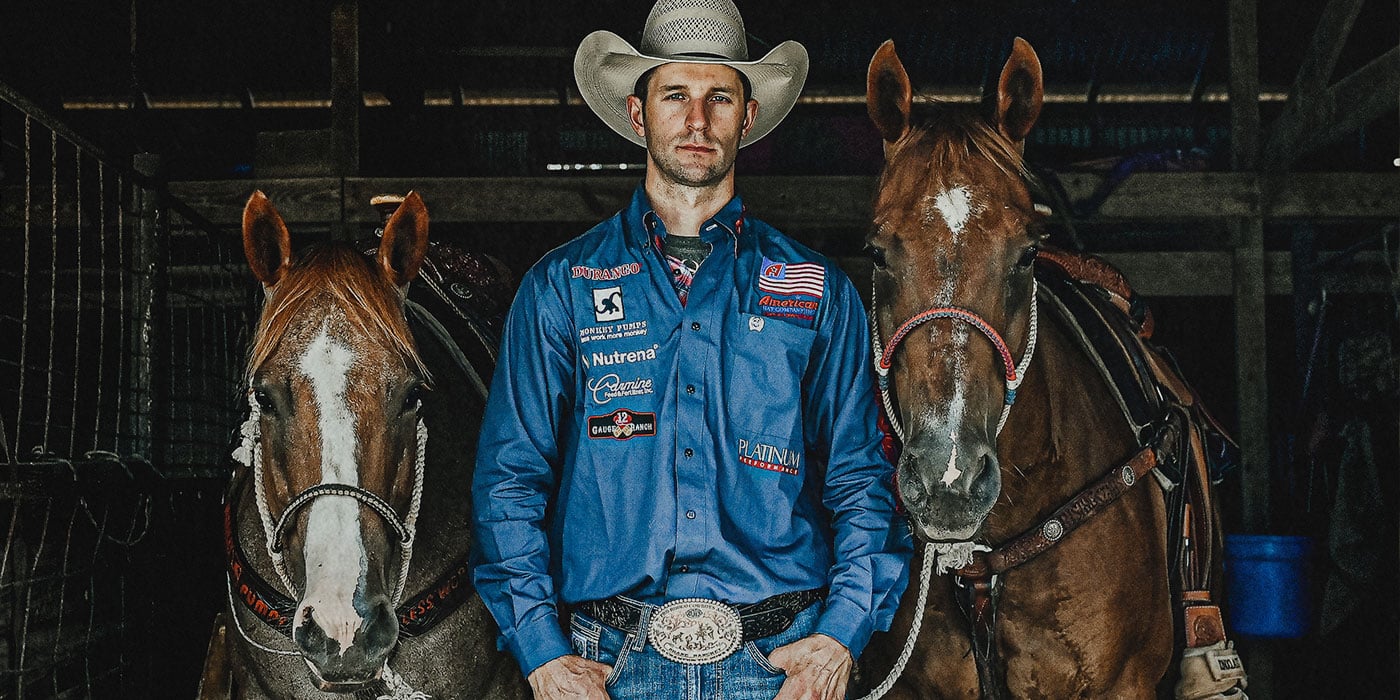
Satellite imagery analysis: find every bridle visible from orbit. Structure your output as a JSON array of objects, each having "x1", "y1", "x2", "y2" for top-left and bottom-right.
[
  {"x1": 871, "y1": 279, "x2": 1039, "y2": 441},
  {"x1": 233, "y1": 389, "x2": 427, "y2": 608}
]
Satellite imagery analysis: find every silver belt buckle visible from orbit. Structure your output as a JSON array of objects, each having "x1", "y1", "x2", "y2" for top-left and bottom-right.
[{"x1": 647, "y1": 598, "x2": 742, "y2": 665}]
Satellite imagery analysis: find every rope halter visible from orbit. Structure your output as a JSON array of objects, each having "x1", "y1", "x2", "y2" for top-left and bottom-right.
[
  {"x1": 872, "y1": 280, "x2": 1039, "y2": 441},
  {"x1": 234, "y1": 388, "x2": 426, "y2": 607}
]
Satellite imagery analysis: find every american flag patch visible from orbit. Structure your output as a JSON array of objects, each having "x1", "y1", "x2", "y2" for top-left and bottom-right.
[{"x1": 758, "y1": 257, "x2": 825, "y2": 298}]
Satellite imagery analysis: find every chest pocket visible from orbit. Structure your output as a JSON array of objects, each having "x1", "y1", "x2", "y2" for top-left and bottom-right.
[{"x1": 723, "y1": 313, "x2": 817, "y2": 439}]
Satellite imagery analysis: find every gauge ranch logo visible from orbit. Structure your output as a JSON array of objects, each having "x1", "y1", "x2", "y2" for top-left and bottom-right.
[{"x1": 587, "y1": 409, "x2": 657, "y2": 440}]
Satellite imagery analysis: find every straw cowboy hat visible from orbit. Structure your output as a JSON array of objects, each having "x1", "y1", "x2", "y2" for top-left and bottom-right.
[{"x1": 574, "y1": 0, "x2": 809, "y2": 148}]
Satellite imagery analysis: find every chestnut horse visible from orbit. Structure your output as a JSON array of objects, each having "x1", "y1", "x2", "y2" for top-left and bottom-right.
[
  {"x1": 199, "y1": 192, "x2": 527, "y2": 699},
  {"x1": 854, "y1": 40, "x2": 1236, "y2": 699}
]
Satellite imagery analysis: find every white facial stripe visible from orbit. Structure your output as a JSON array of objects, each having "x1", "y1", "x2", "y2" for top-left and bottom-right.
[
  {"x1": 916, "y1": 324, "x2": 972, "y2": 488},
  {"x1": 296, "y1": 324, "x2": 368, "y2": 652}
]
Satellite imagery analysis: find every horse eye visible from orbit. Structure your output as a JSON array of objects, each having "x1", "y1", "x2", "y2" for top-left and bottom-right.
[
  {"x1": 864, "y1": 244, "x2": 888, "y2": 270},
  {"x1": 1017, "y1": 246, "x2": 1039, "y2": 269},
  {"x1": 253, "y1": 388, "x2": 275, "y2": 414},
  {"x1": 402, "y1": 386, "x2": 423, "y2": 413}
]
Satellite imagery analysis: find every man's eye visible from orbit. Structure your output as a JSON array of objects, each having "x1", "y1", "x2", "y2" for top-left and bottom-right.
[
  {"x1": 665, "y1": 93, "x2": 685, "y2": 100},
  {"x1": 710, "y1": 95, "x2": 731, "y2": 103}
]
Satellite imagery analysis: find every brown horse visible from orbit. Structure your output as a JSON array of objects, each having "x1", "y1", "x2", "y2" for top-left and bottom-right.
[
  {"x1": 853, "y1": 40, "x2": 1226, "y2": 699},
  {"x1": 200, "y1": 192, "x2": 527, "y2": 699}
]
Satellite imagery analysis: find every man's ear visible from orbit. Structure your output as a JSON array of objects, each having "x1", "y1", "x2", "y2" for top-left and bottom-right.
[
  {"x1": 741, "y1": 99, "x2": 758, "y2": 139},
  {"x1": 627, "y1": 95, "x2": 646, "y2": 140}
]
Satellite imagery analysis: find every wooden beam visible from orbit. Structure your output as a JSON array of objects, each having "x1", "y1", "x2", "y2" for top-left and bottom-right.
[
  {"x1": 1264, "y1": 46, "x2": 1400, "y2": 171},
  {"x1": 1229, "y1": 0, "x2": 1262, "y2": 171},
  {"x1": 151, "y1": 173, "x2": 1400, "y2": 227}
]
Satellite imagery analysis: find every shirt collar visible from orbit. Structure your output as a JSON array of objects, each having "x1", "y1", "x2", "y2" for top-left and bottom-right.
[{"x1": 624, "y1": 185, "x2": 746, "y2": 253}]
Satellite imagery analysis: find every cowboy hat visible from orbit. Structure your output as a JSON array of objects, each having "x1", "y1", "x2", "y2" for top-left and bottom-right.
[{"x1": 573, "y1": 0, "x2": 809, "y2": 148}]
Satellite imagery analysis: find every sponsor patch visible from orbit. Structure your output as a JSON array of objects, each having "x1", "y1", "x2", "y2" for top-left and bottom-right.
[
  {"x1": 737, "y1": 437, "x2": 801, "y2": 475},
  {"x1": 758, "y1": 294, "x2": 819, "y2": 323},
  {"x1": 592, "y1": 286, "x2": 625, "y2": 322},
  {"x1": 587, "y1": 373, "x2": 655, "y2": 404},
  {"x1": 586, "y1": 343, "x2": 660, "y2": 368},
  {"x1": 758, "y1": 257, "x2": 825, "y2": 298},
  {"x1": 588, "y1": 409, "x2": 657, "y2": 440},
  {"x1": 572, "y1": 263, "x2": 641, "y2": 281},
  {"x1": 579, "y1": 320, "x2": 648, "y2": 344}
]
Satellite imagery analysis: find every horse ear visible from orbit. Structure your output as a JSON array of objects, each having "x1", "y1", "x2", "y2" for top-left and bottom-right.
[
  {"x1": 242, "y1": 190, "x2": 293, "y2": 287},
  {"x1": 378, "y1": 191, "x2": 429, "y2": 288},
  {"x1": 867, "y1": 40, "x2": 912, "y2": 144},
  {"x1": 991, "y1": 37, "x2": 1043, "y2": 143}
]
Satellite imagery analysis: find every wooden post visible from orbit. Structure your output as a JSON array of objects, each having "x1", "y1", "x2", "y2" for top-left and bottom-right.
[
  {"x1": 331, "y1": 0, "x2": 359, "y2": 239},
  {"x1": 1229, "y1": 1, "x2": 1274, "y2": 696}
]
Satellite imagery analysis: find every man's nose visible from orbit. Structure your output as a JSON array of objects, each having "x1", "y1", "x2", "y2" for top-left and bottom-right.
[{"x1": 686, "y1": 100, "x2": 709, "y2": 132}]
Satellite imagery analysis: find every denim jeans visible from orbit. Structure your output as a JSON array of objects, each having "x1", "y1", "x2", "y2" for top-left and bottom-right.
[{"x1": 569, "y1": 601, "x2": 821, "y2": 700}]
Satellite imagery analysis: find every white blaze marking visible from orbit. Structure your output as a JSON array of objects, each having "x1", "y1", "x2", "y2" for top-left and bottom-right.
[
  {"x1": 941, "y1": 440, "x2": 962, "y2": 485},
  {"x1": 935, "y1": 186, "x2": 976, "y2": 234},
  {"x1": 296, "y1": 323, "x2": 367, "y2": 654}
]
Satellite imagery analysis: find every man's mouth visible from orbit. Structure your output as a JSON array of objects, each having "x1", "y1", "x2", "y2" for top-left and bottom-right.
[{"x1": 678, "y1": 143, "x2": 716, "y2": 154}]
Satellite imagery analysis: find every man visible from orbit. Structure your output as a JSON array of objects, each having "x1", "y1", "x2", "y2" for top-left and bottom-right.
[{"x1": 472, "y1": 2, "x2": 910, "y2": 698}]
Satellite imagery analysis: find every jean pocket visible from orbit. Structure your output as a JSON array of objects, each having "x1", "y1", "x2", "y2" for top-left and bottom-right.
[
  {"x1": 570, "y1": 614, "x2": 603, "y2": 660},
  {"x1": 604, "y1": 638, "x2": 633, "y2": 687},
  {"x1": 743, "y1": 641, "x2": 785, "y2": 676}
]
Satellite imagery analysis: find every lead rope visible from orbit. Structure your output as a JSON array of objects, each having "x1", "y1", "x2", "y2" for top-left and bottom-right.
[
  {"x1": 854, "y1": 540, "x2": 936, "y2": 700},
  {"x1": 856, "y1": 280, "x2": 1039, "y2": 700}
]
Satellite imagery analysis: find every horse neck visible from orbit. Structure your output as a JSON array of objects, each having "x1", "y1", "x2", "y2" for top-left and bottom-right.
[{"x1": 980, "y1": 311, "x2": 1140, "y2": 544}]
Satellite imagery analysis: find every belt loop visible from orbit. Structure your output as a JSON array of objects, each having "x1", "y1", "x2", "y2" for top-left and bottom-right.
[{"x1": 631, "y1": 605, "x2": 653, "y2": 652}]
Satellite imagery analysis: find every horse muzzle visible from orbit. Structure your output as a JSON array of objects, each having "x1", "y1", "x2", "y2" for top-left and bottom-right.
[
  {"x1": 294, "y1": 595, "x2": 399, "y2": 689},
  {"x1": 897, "y1": 436, "x2": 1001, "y2": 541}
]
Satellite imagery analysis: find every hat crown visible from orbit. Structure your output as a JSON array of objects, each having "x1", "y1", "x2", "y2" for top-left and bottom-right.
[{"x1": 640, "y1": 0, "x2": 749, "y2": 61}]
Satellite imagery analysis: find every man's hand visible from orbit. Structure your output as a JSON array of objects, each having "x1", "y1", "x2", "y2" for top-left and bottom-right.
[
  {"x1": 768, "y1": 633, "x2": 853, "y2": 700},
  {"x1": 527, "y1": 654, "x2": 613, "y2": 699}
]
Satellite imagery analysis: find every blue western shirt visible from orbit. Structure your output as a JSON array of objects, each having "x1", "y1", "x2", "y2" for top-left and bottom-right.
[{"x1": 472, "y1": 187, "x2": 911, "y2": 676}]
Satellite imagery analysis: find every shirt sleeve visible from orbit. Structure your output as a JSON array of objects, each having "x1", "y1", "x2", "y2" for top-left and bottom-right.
[
  {"x1": 471, "y1": 262, "x2": 577, "y2": 676},
  {"x1": 803, "y1": 267, "x2": 914, "y2": 660}
]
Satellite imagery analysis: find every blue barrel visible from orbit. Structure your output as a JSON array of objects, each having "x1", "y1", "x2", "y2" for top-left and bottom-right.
[{"x1": 1224, "y1": 534, "x2": 1314, "y2": 638}]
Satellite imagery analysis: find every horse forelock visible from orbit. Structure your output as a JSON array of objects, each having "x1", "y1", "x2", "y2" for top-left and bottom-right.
[
  {"x1": 246, "y1": 244, "x2": 428, "y2": 383},
  {"x1": 899, "y1": 102, "x2": 1030, "y2": 185}
]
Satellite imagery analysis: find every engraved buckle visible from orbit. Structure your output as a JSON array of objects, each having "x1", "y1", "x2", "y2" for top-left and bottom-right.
[{"x1": 647, "y1": 598, "x2": 742, "y2": 665}]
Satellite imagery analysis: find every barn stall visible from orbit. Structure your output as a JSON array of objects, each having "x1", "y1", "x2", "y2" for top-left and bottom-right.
[{"x1": 0, "y1": 0, "x2": 1395, "y2": 697}]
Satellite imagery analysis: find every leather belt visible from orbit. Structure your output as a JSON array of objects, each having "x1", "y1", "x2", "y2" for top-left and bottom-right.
[{"x1": 575, "y1": 588, "x2": 825, "y2": 643}]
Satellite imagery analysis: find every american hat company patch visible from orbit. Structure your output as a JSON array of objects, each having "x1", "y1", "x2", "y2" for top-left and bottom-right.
[{"x1": 757, "y1": 257, "x2": 823, "y2": 323}]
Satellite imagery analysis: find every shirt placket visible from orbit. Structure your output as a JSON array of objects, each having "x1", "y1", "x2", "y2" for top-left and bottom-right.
[{"x1": 666, "y1": 220, "x2": 732, "y2": 598}]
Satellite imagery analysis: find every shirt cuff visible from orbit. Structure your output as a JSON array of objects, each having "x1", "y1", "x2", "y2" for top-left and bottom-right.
[
  {"x1": 507, "y1": 611, "x2": 574, "y2": 677},
  {"x1": 814, "y1": 595, "x2": 875, "y2": 660}
]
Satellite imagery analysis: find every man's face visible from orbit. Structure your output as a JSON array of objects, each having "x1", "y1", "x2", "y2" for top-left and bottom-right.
[{"x1": 628, "y1": 62, "x2": 758, "y2": 188}]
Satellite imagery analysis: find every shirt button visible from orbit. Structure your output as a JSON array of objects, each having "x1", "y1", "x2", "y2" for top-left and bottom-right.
[
  {"x1": 686, "y1": 385, "x2": 695, "y2": 395},
  {"x1": 686, "y1": 510, "x2": 696, "y2": 519},
  {"x1": 691, "y1": 322, "x2": 701, "y2": 331},
  {"x1": 684, "y1": 448, "x2": 693, "y2": 458},
  {"x1": 679, "y1": 565, "x2": 690, "y2": 573}
]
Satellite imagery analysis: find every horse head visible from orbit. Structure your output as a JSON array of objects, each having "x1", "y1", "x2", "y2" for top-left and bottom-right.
[
  {"x1": 241, "y1": 191, "x2": 430, "y2": 689},
  {"x1": 865, "y1": 39, "x2": 1047, "y2": 544}
]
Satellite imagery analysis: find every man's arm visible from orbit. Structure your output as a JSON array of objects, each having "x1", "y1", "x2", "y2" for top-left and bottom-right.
[
  {"x1": 801, "y1": 269, "x2": 914, "y2": 660},
  {"x1": 471, "y1": 265, "x2": 577, "y2": 676}
]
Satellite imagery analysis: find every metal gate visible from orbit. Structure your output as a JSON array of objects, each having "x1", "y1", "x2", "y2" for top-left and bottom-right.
[{"x1": 1, "y1": 82, "x2": 255, "y2": 698}]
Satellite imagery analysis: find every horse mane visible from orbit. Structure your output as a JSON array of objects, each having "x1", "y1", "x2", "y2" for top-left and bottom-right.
[
  {"x1": 900, "y1": 100, "x2": 1032, "y2": 185},
  {"x1": 246, "y1": 243, "x2": 428, "y2": 382}
]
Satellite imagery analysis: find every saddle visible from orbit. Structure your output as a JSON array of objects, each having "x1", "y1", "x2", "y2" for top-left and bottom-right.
[{"x1": 1034, "y1": 247, "x2": 1248, "y2": 698}]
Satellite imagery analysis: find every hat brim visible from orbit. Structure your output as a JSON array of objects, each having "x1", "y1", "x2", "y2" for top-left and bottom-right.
[{"x1": 574, "y1": 30, "x2": 809, "y2": 148}]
